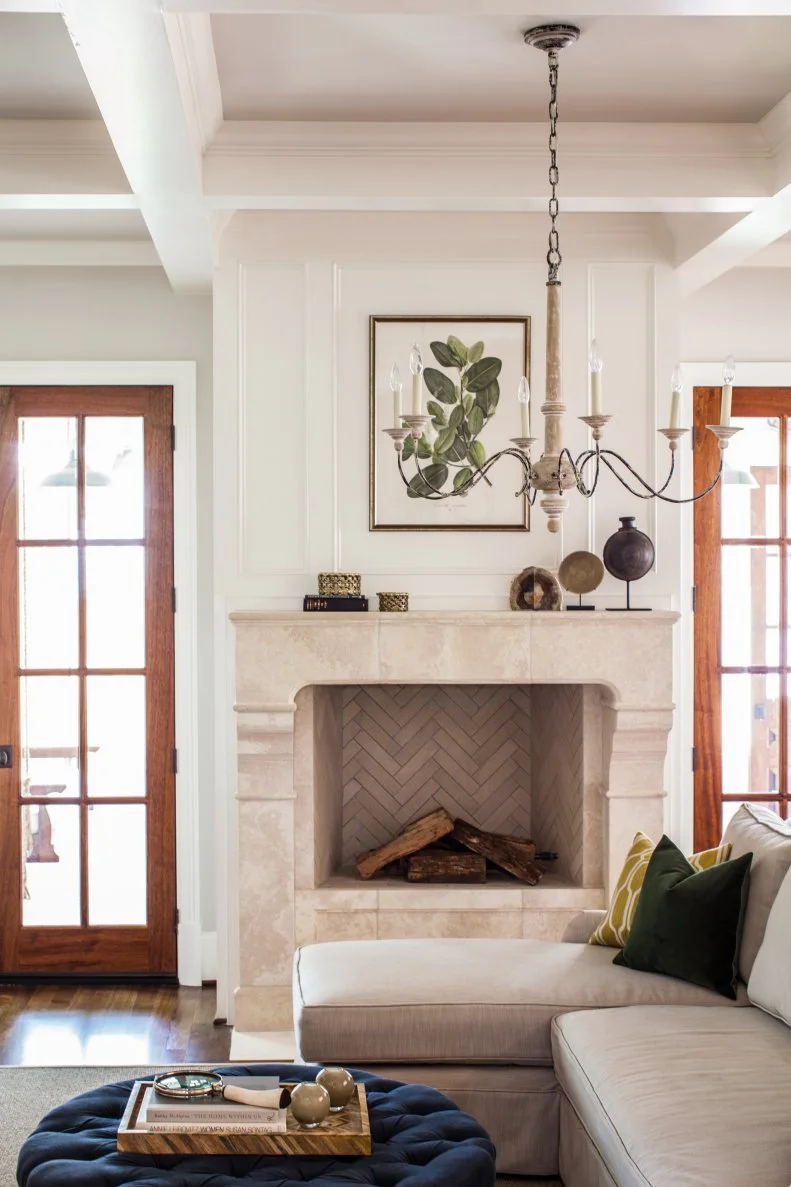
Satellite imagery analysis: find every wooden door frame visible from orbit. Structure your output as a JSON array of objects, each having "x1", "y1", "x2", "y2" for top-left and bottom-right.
[
  {"x1": 0, "y1": 362, "x2": 201, "y2": 986},
  {"x1": 681, "y1": 363, "x2": 791, "y2": 855}
]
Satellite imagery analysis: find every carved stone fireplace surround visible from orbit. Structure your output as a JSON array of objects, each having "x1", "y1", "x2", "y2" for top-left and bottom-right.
[{"x1": 231, "y1": 610, "x2": 678, "y2": 1031}]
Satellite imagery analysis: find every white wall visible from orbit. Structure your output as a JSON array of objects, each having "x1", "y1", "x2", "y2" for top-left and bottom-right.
[
  {"x1": 215, "y1": 212, "x2": 682, "y2": 607},
  {"x1": 683, "y1": 267, "x2": 791, "y2": 361},
  {"x1": 0, "y1": 267, "x2": 216, "y2": 938},
  {"x1": 213, "y1": 209, "x2": 685, "y2": 1015}
]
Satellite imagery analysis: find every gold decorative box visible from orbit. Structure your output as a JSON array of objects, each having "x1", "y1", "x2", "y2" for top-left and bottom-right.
[
  {"x1": 377, "y1": 592, "x2": 409, "y2": 612},
  {"x1": 318, "y1": 572, "x2": 362, "y2": 597}
]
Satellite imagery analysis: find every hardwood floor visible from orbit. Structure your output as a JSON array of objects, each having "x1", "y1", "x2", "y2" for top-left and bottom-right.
[{"x1": 0, "y1": 983, "x2": 232, "y2": 1066}]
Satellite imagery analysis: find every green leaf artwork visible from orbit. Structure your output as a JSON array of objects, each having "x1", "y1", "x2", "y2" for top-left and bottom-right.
[
  {"x1": 407, "y1": 462, "x2": 449, "y2": 498},
  {"x1": 400, "y1": 333, "x2": 505, "y2": 497},
  {"x1": 423, "y1": 368, "x2": 457, "y2": 404},
  {"x1": 465, "y1": 357, "x2": 502, "y2": 391}
]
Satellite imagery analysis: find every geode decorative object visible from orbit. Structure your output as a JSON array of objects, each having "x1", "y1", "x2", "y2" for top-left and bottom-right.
[
  {"x1": 602, "y1": 516, "x2": 654, "y2": 610},
  {"x1": 509, "y1": 566, "x2": 563, "y2": 611}
]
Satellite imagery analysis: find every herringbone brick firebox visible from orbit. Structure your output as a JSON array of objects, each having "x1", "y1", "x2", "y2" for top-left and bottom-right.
[{"x1": 340, "y1": 683, "x2": 585, "y2": 885}]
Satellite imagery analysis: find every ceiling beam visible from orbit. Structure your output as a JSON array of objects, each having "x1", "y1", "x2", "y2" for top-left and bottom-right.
[
  {"x1": 59, "y1": 0, "x2": 215, "y2": 293},
  {"x1": 204, "y1": 120, "x2": 769, "y2": 215},
  {"x1": 677, "y1": 89, "x2": 791, "y2": 292}
]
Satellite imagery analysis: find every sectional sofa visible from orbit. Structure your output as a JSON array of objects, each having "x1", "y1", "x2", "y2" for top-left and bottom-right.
[{"x1": 293, "y1": 804, "x2": 791, "y2": 1185}]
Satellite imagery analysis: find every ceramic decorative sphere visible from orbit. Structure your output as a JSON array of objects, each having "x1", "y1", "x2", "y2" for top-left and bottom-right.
[
  {"x1": 602, "y1": 516, "x2": 655, "y2": 583},
  {"x1": 315, "y1": 1067, "x2": 355, "y2": 1112},
  {"x1": 289, "y1": 1081, "x2": 331, "y2": 1128}
]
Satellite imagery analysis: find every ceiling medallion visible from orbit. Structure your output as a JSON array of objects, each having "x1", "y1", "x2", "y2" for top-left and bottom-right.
[{"x1": 382, "y1": 25, "x2": 741, "y2": 532}]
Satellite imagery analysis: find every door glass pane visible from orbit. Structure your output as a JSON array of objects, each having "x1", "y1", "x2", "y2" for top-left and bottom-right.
[
  {"x1": 20, "y1": 676, "x2": 80, "y2": 798},
  {"x1": 721, "y1": 417, "x2": 779, "y2": 539},
  {"x1": 88, "y1": 805, "x2": 147, "y2": 924},
  {"x1": 85, "y1": 546, "x2": 145, "y2": 668},
  {"x1": 22, "y1": 804, "x2": 80, "y2": 926},
  {"x1": 17, "y1": 417, "x2": 78, "y2": 541},
  {"x1": 84, "y1": 418, "x2": 144, "y2": 540},
  {"x1": 19, "y1": 547, "x2": 78, "y2": 669},
  {"x1": 87, "y1": 676, "x2": 146, "y2": 798},
  {"x1": 721, "y1": 673, "x2": 780, "y2": 797},
  {"x1": 721, "y1": 545, "x2": 780, "y2": 667}
]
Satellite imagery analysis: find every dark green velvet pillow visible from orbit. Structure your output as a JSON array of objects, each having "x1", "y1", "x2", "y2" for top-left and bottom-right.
[{"x1": 613, "y1": 834, "x2": 752, "y2": 999}]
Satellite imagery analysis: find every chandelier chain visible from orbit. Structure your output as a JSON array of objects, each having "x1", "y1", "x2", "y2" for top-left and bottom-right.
[
  {"x1": 547, "y1": 50, "x2": 561, "y2": 283},
  {"x1": 384, "y1": 24, "x2": 740, "y2": 531}
]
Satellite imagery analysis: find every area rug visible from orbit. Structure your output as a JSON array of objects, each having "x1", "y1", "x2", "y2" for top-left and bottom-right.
[{"x1": 0, "y1": 1065, "x2": 560, "y2": 1186}]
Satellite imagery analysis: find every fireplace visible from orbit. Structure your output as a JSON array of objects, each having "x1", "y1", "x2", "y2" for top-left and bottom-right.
[{"x1": 232, "y1": 610, "x2": 677, "y2": 1031}]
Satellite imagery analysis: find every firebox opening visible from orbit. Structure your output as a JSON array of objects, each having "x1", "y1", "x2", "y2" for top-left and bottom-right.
[{"x1": 299, "y1": 682, "x2": 605, "y2": 892}]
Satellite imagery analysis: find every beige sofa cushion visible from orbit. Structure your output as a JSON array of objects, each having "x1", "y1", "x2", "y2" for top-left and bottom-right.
[
  {"x1": 723, "y1": 802, "x2": 791, "y2": 979},
  {"x1": 749, "y1": 863, "x2": 791, "y2": 1026},
  {"x1": 294, "y1": 938, "x2": 743, "y2": 1066},
  {"x1": 553, "y1": 1005, "x2": 791, "y2": 1187}
]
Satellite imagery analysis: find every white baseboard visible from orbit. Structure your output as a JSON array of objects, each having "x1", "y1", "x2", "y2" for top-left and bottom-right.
[{"x1": 201, "y1": 931, "x2": 218, "y2": 983}]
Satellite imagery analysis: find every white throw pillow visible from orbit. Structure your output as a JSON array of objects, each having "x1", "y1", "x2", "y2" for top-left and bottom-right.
[
  {"x1": 722, "y1": 803, "x2": 791, "y2": 980},
  {"x1": 748, "y1": 862, "x2": 791, "y2": 1027}
]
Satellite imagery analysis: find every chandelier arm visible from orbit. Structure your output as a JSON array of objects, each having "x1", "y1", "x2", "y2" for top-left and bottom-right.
[
  {"x1": 598, "y1": 449, "x2": 724, "y2": 504},
  {"x1": 575, "y1": 449, "x2": 602, "y2": 497},
  {"x1": 397, "y1": 446, "x2": 534, "y2": 501},
  {"x1": 558, "y1": 445, "x2": 602, "y2": 498}
]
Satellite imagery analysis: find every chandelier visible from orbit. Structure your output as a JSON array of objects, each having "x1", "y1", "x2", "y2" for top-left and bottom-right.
[{"x1": 382, "y1": 24, "x2": 741, "y2": 533}]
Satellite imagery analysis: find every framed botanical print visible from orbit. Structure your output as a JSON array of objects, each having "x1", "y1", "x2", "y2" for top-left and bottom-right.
[{"x1": 369, "y1": 315, "x2": 531, "y2": 531}]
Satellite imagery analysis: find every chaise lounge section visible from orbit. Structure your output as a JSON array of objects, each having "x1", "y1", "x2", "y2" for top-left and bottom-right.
[{"x1": 293, "y1": 804, "x2": 791, "y2": 1182}]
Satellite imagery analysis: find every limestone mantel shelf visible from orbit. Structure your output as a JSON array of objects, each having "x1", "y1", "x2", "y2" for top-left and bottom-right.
[
  {"x1": 229, "y1": 607, "x2": 679, "y2": 1032},
  {"x1": 231, "y1": 609, "x2": 680, "y2": 709},
  {"x1": 230, "y1": 610, "x2": 680, "y2": 622}
]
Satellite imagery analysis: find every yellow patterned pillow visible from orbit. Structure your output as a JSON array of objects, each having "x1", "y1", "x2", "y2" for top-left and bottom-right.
[{"x1": 589, "y1": 832, "x2": 732, "y2": 948}]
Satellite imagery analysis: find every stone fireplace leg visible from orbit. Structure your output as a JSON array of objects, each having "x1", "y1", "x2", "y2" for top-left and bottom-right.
[
  {"x1": 234, "y1": 707, "x2": 297, "y2": 1032},
  {"x1": 601, "y1": 705, "x2": 673, "y2": 898}
]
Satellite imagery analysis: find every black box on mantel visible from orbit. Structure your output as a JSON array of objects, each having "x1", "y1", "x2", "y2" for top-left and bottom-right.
[{"x1": 303, "y1": 595, "x2": 369, "y2": 612}]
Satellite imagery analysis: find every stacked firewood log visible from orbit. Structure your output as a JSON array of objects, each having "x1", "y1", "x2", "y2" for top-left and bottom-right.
[{"x1": 355, "y1": 807, "x2": 545, "y2": 885}]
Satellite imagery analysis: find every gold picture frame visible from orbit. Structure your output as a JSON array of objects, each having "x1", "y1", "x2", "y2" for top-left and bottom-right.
[{"x1": 369, "y1": 315, "x2": 532, "y2": 531}]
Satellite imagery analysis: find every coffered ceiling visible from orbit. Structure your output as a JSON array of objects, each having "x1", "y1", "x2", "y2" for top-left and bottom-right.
[
  {"x1": 211, "y1": 14, "x2": 791, "y2": 124},
  {"x1": 2, "y1": 0, "x2": 791, "y2": 292}
]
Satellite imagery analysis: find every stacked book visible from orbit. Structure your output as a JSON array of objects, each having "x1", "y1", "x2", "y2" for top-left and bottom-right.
[
  {"x1": 134, "y1": 1076, "x2": 286, "y2": 1134},
  {"x1": 304, "y1": 571, "x2": 368, "y2": 612},
  {"x1": 303, "y1": 595, "x2": 368, "y2": 612}
]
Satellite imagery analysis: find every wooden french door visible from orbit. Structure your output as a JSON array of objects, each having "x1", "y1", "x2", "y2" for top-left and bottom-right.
[
  {"x1": 694, "y1": 387, "x2": 791, "y2": 850},
  {"x1": 0, "y1": 387, "x2": 176, "y2": 975}
]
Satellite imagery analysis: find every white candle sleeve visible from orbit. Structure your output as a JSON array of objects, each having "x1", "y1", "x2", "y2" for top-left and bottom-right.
[
  {"x1": 411, "y1": 372, "x2": 422, "y2": 416},
  {"x1": 591, "y1": 372, "x2": 602, "y2": 417},
  {"x1": 669, "y1": 391, "x2": 680, "y2": 430},
  {"x1": 720, "y1": 384, "x2": 732, "y2": 426},
  {"x1": 392, "y1": 387, "x2": 402, "y2": 428}
]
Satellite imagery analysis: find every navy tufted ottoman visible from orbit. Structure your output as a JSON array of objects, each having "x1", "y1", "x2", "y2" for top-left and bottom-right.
[{"x1": 17, "y1": 1063, "x2": 497, "y2": 1186}]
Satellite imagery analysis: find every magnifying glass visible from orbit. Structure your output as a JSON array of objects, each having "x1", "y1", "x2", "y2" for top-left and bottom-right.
[{"x1": 152, "y1": 1070, "x2": 291, "y2": 1109}]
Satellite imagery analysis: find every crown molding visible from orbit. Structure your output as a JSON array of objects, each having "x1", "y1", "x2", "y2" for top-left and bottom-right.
[
  {"x1": 164, "y1": 12, "x2": 223, "y2": 157},
  {"x1": 209, "y1": 120, "x2": 767, "y2": 161}
]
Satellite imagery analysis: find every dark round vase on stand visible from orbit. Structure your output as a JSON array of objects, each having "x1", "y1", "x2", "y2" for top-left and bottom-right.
[{"x1": 602, "y1": 516, "x2": 654, "y2": 611}]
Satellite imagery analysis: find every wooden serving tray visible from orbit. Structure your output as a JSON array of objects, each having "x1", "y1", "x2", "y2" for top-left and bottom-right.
[{"x1": 117, "y1": 1081, "x2": 371, "y2": 1156}]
